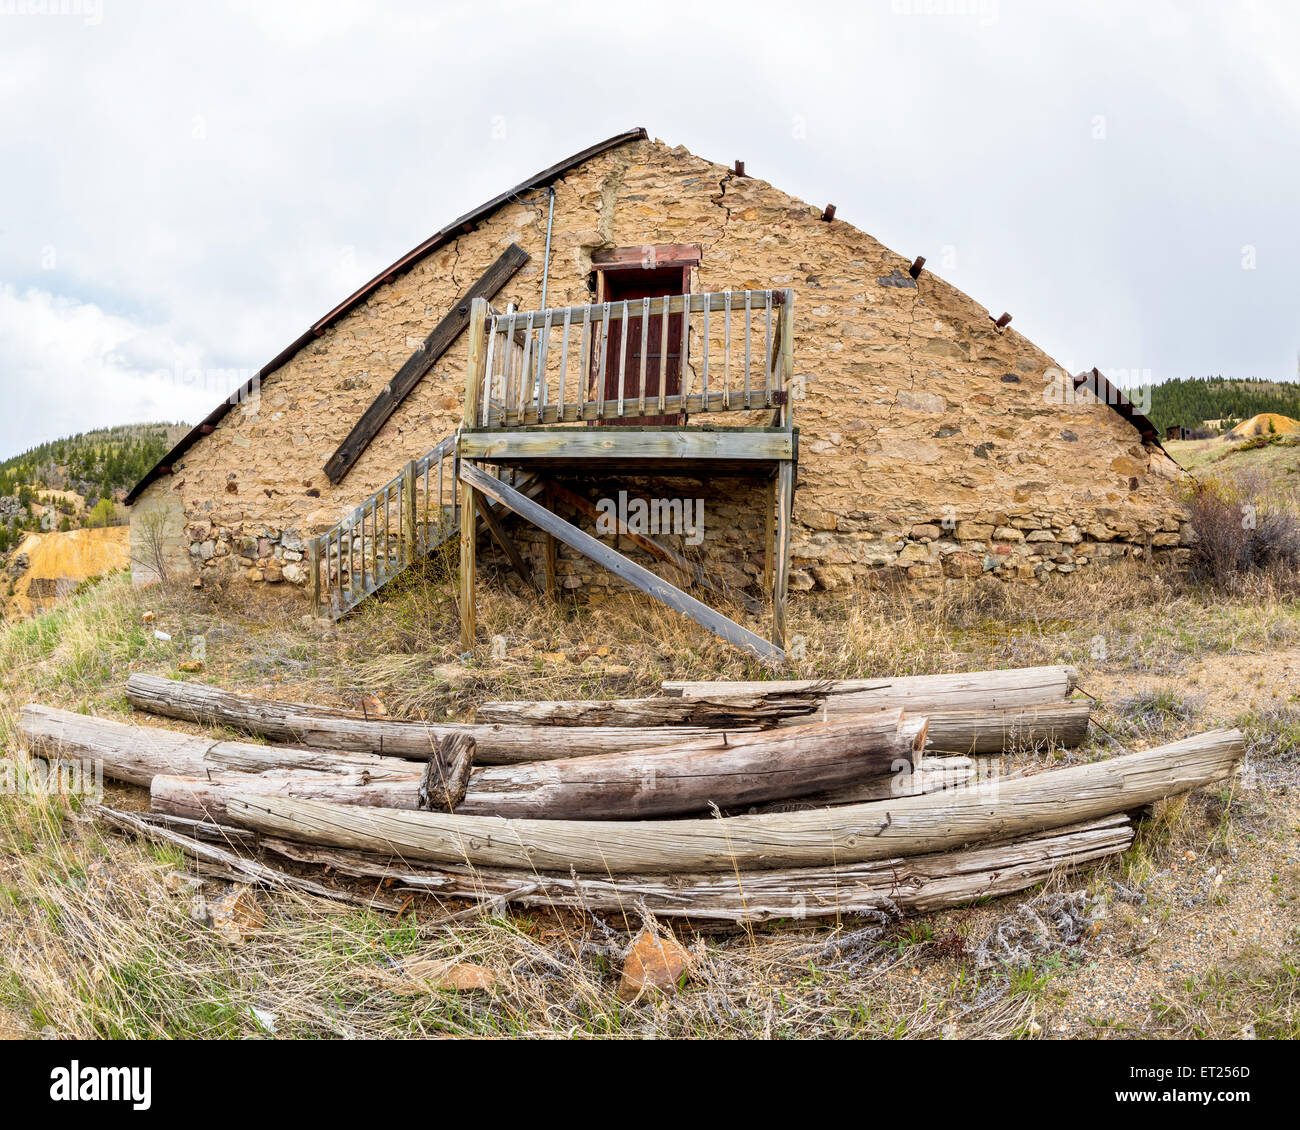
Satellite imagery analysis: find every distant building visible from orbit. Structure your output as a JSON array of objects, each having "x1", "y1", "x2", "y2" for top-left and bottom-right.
[{"x1": 1165, "y1": 425, "x2": 1193, "y2": 441}]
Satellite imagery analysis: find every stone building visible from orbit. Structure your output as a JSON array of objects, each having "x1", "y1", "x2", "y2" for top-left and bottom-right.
[{"x1": 128, "y1": 128, "x2": 1186, "y2": 608}]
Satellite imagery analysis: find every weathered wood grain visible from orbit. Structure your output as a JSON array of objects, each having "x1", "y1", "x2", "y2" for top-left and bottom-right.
[
  {"x1": 259, "y1": 815, "x2": 1134, "y2": 923},
  {"x1": 148, "y1": 711, "x2": 924, "y2": 822},
  {"x1": 419, "y1": 733, "x2": 476, "y2": 812},
  {"x1": 662, "y1": 664, "x2": 1080, "y2": 713},
  {"x1": 225, "y1": 729, "x2": 1244, "y2": 873},
  {"x1": 322, "y1": 244, "x2": 528, "y2": 484},
  {"x1": 473, "y1": 691, "x2": 822, "y2": 728},
  {"x1": 121, "y1": 676, "x2": 749, "y2": 763}
]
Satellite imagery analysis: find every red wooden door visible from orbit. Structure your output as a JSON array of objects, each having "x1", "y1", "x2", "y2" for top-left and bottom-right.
[{"x1": 595, "y1": 266, "x2": 688, "y2": 426}]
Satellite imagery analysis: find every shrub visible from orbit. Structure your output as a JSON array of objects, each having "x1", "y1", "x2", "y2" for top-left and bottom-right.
[{"x1": 1184, "y1": 476, "x2": 1300, "y2": 589}]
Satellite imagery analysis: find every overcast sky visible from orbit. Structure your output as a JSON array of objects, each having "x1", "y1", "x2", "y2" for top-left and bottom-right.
[{"x1": 1, "y1": 0, "x2": 1297, "y2": 461}]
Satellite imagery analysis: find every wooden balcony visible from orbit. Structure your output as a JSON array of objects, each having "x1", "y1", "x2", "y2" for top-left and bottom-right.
[
  {"x1": 454, "y1": 288, "x2": 797, "y2": 663},
  {"x1": 459, "y1": 288, "x2": 796, "y2": 473}
]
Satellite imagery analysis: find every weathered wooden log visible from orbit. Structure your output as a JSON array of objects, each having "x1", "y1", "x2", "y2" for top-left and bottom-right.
[
  {"x1": 150, "y1": 751, "x2": 968, "y2": 826},
  {"x1": 123, "y1": 674, "x2": 751, "y2": 763},
  {"x1": 259, "y1": 815, "x2": 1134, "y2": 923},
  {"x1": 427, "y1": 711, "x2": 923, "y2": 819},
  {"x1": 19, "y1": 704, "x2": 430, "y2": 788},
  {"x1": 93, "y1": 805, "x2": 404, "y2": 912},
  {"x1": 661, "y1": 664, "x2": 1080, "y2": 714},
  {"x1": 473, "y1": 691, "x2": 822, "y2": 728},
  {"x1": 420, "y1": 734, "x2": 475, "y2": 812},
  {"x1": 26, "y1": 703, "x2": 926, "y2": 822},
  {"x1": 922, "y1": 701, "x2": 1091, "y2": 754},
  {"x1": 149, "y1": 711, "x2": 925, "y2": 822},
  {"x1": 225, "y1": 729, "x2": 1244, "y2": 873}
]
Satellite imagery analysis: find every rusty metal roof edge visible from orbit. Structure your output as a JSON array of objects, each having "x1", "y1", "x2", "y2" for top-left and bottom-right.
[
  {"x1": 126, "y1": 127, "x2": 648, "y2": 504},
  {"x1": 1073, "y1": 367, "x2": 1166, "y2": 453}
]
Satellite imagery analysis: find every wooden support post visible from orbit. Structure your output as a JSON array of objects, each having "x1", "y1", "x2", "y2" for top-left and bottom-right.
[
  {"x1": 542, "y1": 484, "x2": 558, "y2": 599},
  {"x1": 771, "y1": 290, "x2": 795, "y2": 653},
  {"x1": 763, "y1": 475, "x2": 776, "y2": 594},
  {"x1": 459, "y1": 298, "x2": 488, "y2": 651},
  {"x1": 772, "y1": 460, "x2": 792, "y2": 651},
  {"x1": 459, "y1": 479, "x2": 477, "y2": 650},
  {"x1": 309, "y1": 537, "x2": 321, "y2": 618},
  {"x1": 403, "y1": 460, "x2": 417, "y2": 565}
]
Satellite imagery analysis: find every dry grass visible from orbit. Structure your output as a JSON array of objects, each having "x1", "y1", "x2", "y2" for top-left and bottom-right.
[{"x1": 0, "y1": 560, "x2": 1297, "y2": 1039}]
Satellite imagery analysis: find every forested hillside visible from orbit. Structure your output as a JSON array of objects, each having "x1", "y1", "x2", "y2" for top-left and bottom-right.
[
  {"x1": 1141, "y1": 377, "x2": 1300, "y2": 433},
  {"x1": 0, "y1": 423, "x2": 188, "y2": 554}
]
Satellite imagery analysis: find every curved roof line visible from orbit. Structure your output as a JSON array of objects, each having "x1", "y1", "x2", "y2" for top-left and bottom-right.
[{"x1": 126, "y1": 127, "x2": 648, "y2": 503}]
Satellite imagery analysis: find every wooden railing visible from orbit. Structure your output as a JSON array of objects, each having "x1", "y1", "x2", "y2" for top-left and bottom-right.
[
  {"x1": 463, "y1": 288, "x2": 794, "y2": 428},
  {"x1": 308, "y1": 437, "x2": 459, "y2": 618},
  {"x1": 308, "y1": 437, "x2": 540, "y2": 619}
]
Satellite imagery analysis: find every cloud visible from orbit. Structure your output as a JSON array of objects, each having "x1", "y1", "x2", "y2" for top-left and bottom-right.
[
  {"x1": 0, "y1": 285, "x2": 228, "y2": 458},
  {"x1": 0, "y1": 0, "x2": 1296, "y2": 463}
]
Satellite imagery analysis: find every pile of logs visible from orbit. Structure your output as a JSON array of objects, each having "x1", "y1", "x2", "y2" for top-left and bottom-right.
[{"x1": 15, "y1": 665, "x2": 1247, "y2": 924}]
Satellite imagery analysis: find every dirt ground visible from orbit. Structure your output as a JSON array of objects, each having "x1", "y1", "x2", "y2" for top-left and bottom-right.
[{"x1": 0, "y1": 564, "x2": 1296, "y2": 1039}]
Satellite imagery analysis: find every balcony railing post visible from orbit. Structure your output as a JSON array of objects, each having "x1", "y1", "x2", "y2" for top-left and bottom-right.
[
  {"x1": 778, "y1": 288, "x2": 795, "y2": 430},
  {"x1": 463, "y1": 296, "x2": 488, "y2": 430},
  {"x1": 403, "y1": 459, "x2": 417, "y2": 566}
]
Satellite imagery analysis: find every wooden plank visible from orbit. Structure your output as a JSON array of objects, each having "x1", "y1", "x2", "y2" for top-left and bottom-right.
[
  {"x1": 403, "y1": 461, "x2": 417, "y2": 566},
  {"x1": 459, "y1": 462, "x2": 783, "y2": 664},
  {"x1": 763, "y1": 476, "x2": 775, "y2": 593},
  {"x1": 322, "y1": 244, "x2": 528, "y2": 484},
  {"x1": 474, "y1": 691, "x2": 824, "y2": 727},
  {"x1": 459, "y1": 480, "x2": 477, "y2": 650},
  {"x1": 226, "y1": 729, "x2": 1246, "y2": 873},
  {"x1": 460, "y1": 428, "x2": 792, "y2": 462},
  {"x1": 95, "y1": 805, "x2": 405, "y2": 913},
  {"x1": 541, "y1": 484, "x2": 557, "y2": 598},
  {"x1": 260, "y1": 816, "x2": 1133, "y2": 923},
  {"x1": 662, "y1": 665, "x2": 1081, "y2": 709},
  {"x1": 591, "y1": 244, "x2": 702, "y2": 270},
  {"x1": 923, "y1": 701, "x2": 1092, "y2": 754},
  {"x1": 540, "y1": 478, "x2": 761, "y2": 615},
  {"x1": 115, "y1": 678, "x2": 749, "y2": 763},
  {"x1": 153, "y1": 712, "x2": 924, "y2": 823},
  {"x1": 772, "y1": 460, "x2": 792, "y2": 648}
]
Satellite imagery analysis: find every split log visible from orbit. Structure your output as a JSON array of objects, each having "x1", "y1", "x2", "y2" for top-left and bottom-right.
[
  {"x1": 433, "y1": 711, "x2": 924, "y2": 819},
  {"x1": 922, "y1": 701, "x2": 1091, "y2": 754},
  {"x1": 19, "y1": 704, "x2": 426, "y2": 788},
  {"x1": 474, "y1": 697, "x2": 1090, "y2": 755},
  {"x1": 473, "y1": 691, "x2": 823, "y2": 728},
  {"x1": 149, "y1": 711, "x2": 926, "y2": 823},
  {"x1": 224, "y1": 728, "x2": 1244, "y2": 873},
  {"x1": 420, "y1": 734, "x2": 475, "y2": 812},
  {"x1": 661, "y1": 664, "x2": 1080, "y2": 714},
  {"x1": 123, "y1": 674, "x2": 749, "y2": 763},
  {"x1": 93, "y1": 805, "x2": 404, "y2": 912},
  {"x1": 259, "y1": 815, "x2": 1134, "y2": 923},
  {"x1": 26, "y1": 703, "x2": 926, "y2": 822},
  {"x1": 121, "y1": 674, "x2": 1087, "y2": 763}
]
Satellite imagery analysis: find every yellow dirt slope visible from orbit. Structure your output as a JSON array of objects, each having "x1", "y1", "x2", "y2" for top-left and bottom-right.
[
  {"x1": 3, "y1": 526, "x2": 129, "y2": 620},
  {"x1": 1227, "y1": 412, "x2": 1300, "y2": 438}
]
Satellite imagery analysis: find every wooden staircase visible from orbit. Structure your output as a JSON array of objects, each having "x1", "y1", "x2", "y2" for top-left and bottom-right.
[{"x1": 307, "y1": 435, "x2": 540, "y2": 619}]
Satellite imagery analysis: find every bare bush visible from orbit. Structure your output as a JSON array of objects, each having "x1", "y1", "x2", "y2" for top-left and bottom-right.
[{"x1": 1184, "y1": 476, "x2": 1300, "y2": 590}]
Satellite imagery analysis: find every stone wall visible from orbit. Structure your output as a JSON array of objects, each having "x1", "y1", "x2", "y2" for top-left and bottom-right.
[{"x1": 132, "y1": 136, "x2": 1188, "y2": 598}]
